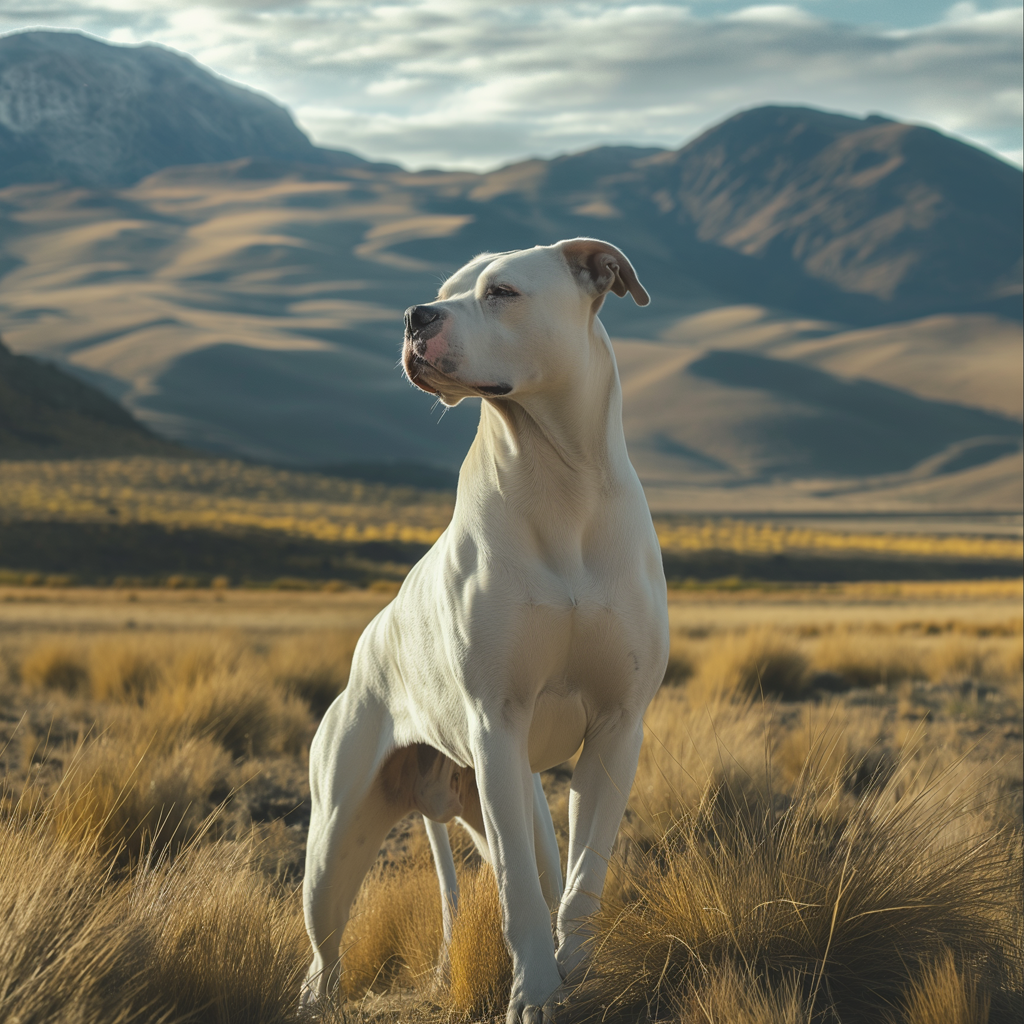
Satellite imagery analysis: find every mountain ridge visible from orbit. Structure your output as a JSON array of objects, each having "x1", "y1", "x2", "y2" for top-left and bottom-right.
[
  {"x1": 0, "y1": 336, "x2": 182, "y2": 458},
  {"x1": 0, "y1": 30, "x2": 381, "y2": 189},
  {"x1": 0, "y1": 31, "x2": 1020, "y2": 512}
]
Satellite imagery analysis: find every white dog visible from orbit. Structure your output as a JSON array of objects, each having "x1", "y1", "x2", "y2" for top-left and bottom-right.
[{"x1": 301, "y1": 238, "x2": 670, "y2": 1023}]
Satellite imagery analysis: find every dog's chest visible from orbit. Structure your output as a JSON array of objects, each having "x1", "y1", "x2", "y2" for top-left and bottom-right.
[{"x1": 517, "y1": 570, "x2": 663, "y2": 693}]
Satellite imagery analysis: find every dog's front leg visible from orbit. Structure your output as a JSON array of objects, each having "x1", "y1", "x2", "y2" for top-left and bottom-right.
[
  {"x1": 473, "y1": 717, "x2": 562, "y2": 1024},
  {"x1": 555, "y1": 716, "x2": 645, "y2": 979}
]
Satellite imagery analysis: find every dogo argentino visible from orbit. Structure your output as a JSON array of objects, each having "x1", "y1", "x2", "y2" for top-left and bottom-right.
[{"x1": 301, "y1": 238, "x2": 670, "y2": 1023}]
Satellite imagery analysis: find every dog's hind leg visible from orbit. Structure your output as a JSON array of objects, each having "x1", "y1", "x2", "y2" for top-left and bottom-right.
[
  {"x1": 301, "y1": 689, "x2": 402, "y2": 1006},
  {"x1": 424, "y1": 817, "x2": 458, "y2": 985},
  {"x1": 533, "y1": 773, "x2": 563, "y2": 912}
]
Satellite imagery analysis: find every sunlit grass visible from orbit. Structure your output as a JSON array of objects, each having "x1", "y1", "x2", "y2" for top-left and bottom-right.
[
  {"x1": 0, "y1": 457, "x2": 455, "y2": 545},
  {"x1": 656, "y1": 516, "x2": 1023, "y2": 562},
  {"x1": 3, "y1": 458, "x2": 1021, "y2": 566},
  {"x1": 1, "y1": 602, "x2": 1021, "y2": 1022}
]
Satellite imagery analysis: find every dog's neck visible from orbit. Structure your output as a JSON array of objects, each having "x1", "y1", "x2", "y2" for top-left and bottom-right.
[{"x1": 456, "y1": 317, "x2": 636, "y2": 529}]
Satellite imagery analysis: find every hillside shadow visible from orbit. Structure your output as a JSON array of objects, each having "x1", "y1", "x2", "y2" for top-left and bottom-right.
[{"x1": 686, "y1": 349, "x2": 1023, "y2": 478}]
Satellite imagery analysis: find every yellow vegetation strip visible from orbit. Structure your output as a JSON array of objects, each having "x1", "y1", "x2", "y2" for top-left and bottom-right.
[
  {"x1": 654, "y1": 519, "x2": 1023, "y2": 562},
  {"x1": 1, "y1": 460, "x2": 1021, "y2": 560}
]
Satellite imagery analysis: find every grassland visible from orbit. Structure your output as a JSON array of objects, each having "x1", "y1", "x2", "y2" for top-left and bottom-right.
[
  {"x1": 1, "y1": 457, "x2": 1021, "y2": 587},
  {"x1": 0, "y1": 582, "x2": 1020, "y2": 1023}
]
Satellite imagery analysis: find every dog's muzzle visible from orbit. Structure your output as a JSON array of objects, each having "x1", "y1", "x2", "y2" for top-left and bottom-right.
[
  {"x1": 402, "y1": 304, "x2": 513, "y2": 399},
  {"x1": 405, "y1": 305, "x2": 446, "y2": 353},
  {"x1": 403, "y1": 305, "x2": 449, "y2": 393}
]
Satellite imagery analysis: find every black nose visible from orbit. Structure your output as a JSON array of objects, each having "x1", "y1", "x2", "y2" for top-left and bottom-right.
[{"x1": 405, "y1": 305, "x2": 441, "y2": 332}]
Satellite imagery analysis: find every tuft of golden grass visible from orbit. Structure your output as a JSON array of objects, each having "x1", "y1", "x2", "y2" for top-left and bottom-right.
[
  {"x1": 443, "y1": 867, "x2": 513, "y2": 1019},
  {"x1": 45, "y1": 733, "x2": 233, "y2": 863},
  {"x1": 338, "y1": 853, "x2": 444, "y2": 999},
  {"x1": 899, "y1": 948, "x2": 991, "y2": 1024},
  {"x1": 88, "y1": 635, "x2": 163, "y2": 701},
  {"x1": 674, "y1": 962, "x2": 811, "y2": 1024},
  {"x1": 21, "y1": 638, "x2": 90, "y2": 694},
  {"x1": 589, "y1": 761, "x2": 1017, "y2": 1023},
  {"x1": 687, "y1": 629, "x2": 809, "y2": 702},
  {"x1": 0, "y1": 814, "x2": 146, "y2": 1024},
  {"x1": 655, "y1": 517, "x2": 1024, "y2": 562},
  {"x1": 132, "y1": 840, "x2": 309, "y2": 1024},
  {"x1": 140, "y1": 666, "x2": 312, "y2": 758},
  {"x1": 628, "y1": 690, "x2": 772, "y2": 843},
  {"x1": 812, "y1": 630, "x2": 924, "y2": 688},
  {"x1": 0, "y1": 796, "x2": 308, "y2": 1024},
  {"x1": 267, "y1": 629, "x2": 359, "y2": 717}
]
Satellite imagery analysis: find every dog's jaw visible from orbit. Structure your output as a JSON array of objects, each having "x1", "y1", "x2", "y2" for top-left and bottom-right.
[
  {"x1": 403, "y1": 347, "x2": 439, "y2": 395},
  {"x1": 403, "y1": 340, "x2": 512, "y2": 403}
]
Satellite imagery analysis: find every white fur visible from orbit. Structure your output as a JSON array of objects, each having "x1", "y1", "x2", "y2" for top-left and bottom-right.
[{"x1": 301, "y1": 239, "x2": 670, "y2": 1024}]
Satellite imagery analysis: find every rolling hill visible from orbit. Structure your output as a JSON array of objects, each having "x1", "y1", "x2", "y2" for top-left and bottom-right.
[
  {"x1": 0, "y1": 336, "x2": 180, "y2": 457},
  {"x1": 0, "y1": 30, "x2": 1020, "y2": 513}
]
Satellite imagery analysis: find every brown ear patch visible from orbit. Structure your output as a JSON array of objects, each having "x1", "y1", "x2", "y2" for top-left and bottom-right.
[{"x1": 558, "y1": 237, "x2": 651, "y2": 306}]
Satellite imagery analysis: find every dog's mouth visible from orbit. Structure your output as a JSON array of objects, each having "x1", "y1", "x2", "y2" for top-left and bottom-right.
[{"x1": 403, "y1": 345, "x2": 512, "y2": 400}]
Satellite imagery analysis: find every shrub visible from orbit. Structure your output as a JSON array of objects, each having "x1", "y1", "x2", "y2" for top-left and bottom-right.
[
  {"x1": 47, "y1": 734, "x2": 233, "y2": 863},
  {"x1": 21, "y1": 640, "x2": 89, "y2": 694},
  {"x1": 900, "y1": 949, "x2": 991, "y2": 1024},
  {"x1": 689, "y1": 629, "x2": 808, "y2": 702},
  {"x1": 588, "y1": 761, "x2": 1015, "y2": 1023},
  {"x1": 813, "y1": 631, "x2": 923, "y2": 688},
  {"x1": 141, "y1": 668, "x2": 312, "y2": 758},
  {"x1": 267, "y1": 630, "x2": 359, "y2": 717}
]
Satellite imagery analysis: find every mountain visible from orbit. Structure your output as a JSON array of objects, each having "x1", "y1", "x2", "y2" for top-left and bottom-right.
[
  {"x1": 637, "y1": 106, "x2": 1024, "y2": 322},
  {"x1": 0, "y1": 336, "x2": 180, "y2": 457},
  {"x1": 395, "y1": 107, "x2": 1021, "y2": 326},
  {"x1": 0, "y1": 30, "x2": 372, "y2": 188},
  {"x1": 0, "y1": 32, "x2": 1020, "y2": 511}
]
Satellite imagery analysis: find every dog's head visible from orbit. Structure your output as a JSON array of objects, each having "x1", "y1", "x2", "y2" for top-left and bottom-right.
[{"x1": 402, "y1": 238, "x2": 649, "y2": 407}]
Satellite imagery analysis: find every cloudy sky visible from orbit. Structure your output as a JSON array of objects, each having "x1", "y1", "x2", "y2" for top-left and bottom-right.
[{"x1": 1, "y1": 1, "x2": 1021, "y2": 170}]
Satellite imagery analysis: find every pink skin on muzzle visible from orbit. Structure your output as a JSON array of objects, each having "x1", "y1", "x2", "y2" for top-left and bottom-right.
[{"x1": 402, "y1": 324, "x2": 453, "y2": 394}]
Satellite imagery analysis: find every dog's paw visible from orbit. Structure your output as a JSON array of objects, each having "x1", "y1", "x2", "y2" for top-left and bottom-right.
[{"x1": 506, "y1": 1003, "x2": 556, "y2": 1024}]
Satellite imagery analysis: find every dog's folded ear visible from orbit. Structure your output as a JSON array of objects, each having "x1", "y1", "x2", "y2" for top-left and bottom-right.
[{"x1": 557, "y1": 237, "x2": 651, "y2": 306}]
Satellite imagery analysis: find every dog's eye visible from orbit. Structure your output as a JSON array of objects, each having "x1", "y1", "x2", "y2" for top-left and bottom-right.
[{"x1": 485, "y1": 284, "x2": 519, "y2": 299}]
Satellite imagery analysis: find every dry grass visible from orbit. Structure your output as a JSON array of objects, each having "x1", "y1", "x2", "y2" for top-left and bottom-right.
[
  {"x1": 687, "y1": 628, "x2": 809, "y2": 702},
  {"x1": 0, "y1": 592, "x2": 1020, "y2": 1023},
  {"x1": 20, "y1": 638, "x2": 90, "y2": 694},
  {"x1": 46, "y1": 733, "x2": 233, "y2": 863},
  {"x1": 267, "y1": 629, "x2": 360, "y2": 716},
  {"x1": 443, "y1": 867, "x2": 513, "y2": 1019},
  {"x1": 589, "y1": 762, "x2": 1018, "y2": 1023},
  {"x1": 655, "y1": 517, "x2": 1024, "y2": 562},
  {"x1": 900, "y1": 948, "x2": 992, "y2": 1024},
  {"x1": 0, "y1": 809, "x2": 308, "y2": 1024},
  {"x1": 0, "y1": 457, "x2": 455, "y2": 545},
  {"x1": 140, "y1": 667, "x2": 313, "y2": 758},
  {"x1": 811, "y1": 630, "x2": 925, "y2": 688},
  {"x1": 335, "y1": 848, "x2": 445, "y2": 999}
]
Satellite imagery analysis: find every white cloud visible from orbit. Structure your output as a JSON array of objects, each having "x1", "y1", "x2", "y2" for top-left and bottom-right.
[
  {"x1": 0, "y1": 1, "x2": 1020, "y2": 169},
  {"x1": 725, "y1": 5, "x2": 817, "y2": 23}
]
